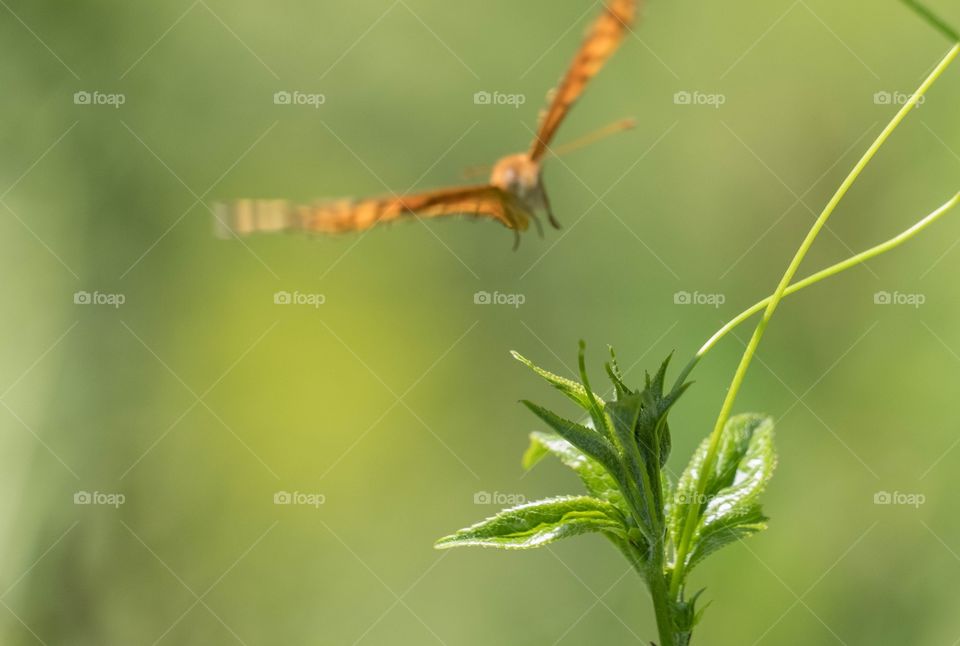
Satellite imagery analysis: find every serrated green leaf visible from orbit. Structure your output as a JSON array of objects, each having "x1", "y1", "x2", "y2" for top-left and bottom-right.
[
  {"x1": 670, "y1": 413, "x2": 776, "y2": 575},
  {"x1": 605, "y1": 391, "x2": 644, "y2": 454},
  {"x1": 606, "y1": 390, "x2": 671, "y2": 469},
  {"x1": 523, "y1": 430, "x2": 624, "y2": 508},
  {"x1": 602, "y1": 356, "x2": 687, "y2": 531},
  {"x1": 521, "y1": 401, "x2": 622, "y2": 479},
  {"x1": 605, "y1": 346, "x2": 631, "y2": 399},
  {"x1": 647, "y1": 353, "x2": 672, "y2": 397},
  {"x1": 511, "y1": 351, "x2": 602, "y2": 412},
  {"x1": 686, "y1": 505, "x2": 768, "y2": 571},
  {"x1": 604, "y1": 391, "x2": 657, "y2": 525},
  {"x1": 435, "y1": 496, "x2": 627, "y2": 550}
]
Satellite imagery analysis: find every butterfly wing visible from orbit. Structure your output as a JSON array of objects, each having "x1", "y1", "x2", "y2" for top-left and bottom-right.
[
  {"x1": 528, "y1": 0, "x2": 638, "y2": 162},
  {"x1": 297, "y1": 185, "x2": 534, "y2": 233},
  {"x1": 214, "y1": 185, "x2": 533, "y2": 238}
]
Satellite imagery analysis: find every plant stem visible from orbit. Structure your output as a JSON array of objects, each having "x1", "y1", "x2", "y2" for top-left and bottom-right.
[
  {"x1": 901, "y1": 0, "x2": 960, "y2": 42},
  {"x1": 669, "y1": 43, "x2": 959, "y2": 599},
  {"x1": 647, "y1": 548, "x2": 676, "y2": 646},
  {"x1": 670, "y1": 191, "x2": 960, "y2": 391},
  {"x1": 619, "y1": 446, "x2": 675, "y2": 643}
]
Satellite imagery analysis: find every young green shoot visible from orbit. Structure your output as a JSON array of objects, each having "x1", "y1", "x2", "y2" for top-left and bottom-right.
[{"x1": 436, "y1": 15, "x2": 959, "y2": 646}]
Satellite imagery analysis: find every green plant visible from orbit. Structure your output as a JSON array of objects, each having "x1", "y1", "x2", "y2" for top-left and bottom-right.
[{"x1": 436, "y1": 7, "x2": 959, "y2": 645}]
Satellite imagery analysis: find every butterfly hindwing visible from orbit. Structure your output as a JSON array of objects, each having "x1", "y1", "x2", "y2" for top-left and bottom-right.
[{"x1": 215, "y1": 186, "x2": 533, "y2": 238}]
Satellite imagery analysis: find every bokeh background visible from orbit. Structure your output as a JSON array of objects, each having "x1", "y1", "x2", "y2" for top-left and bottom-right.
[{"x1": 1, "y1": 1, "x2": 959, "y2": 644}]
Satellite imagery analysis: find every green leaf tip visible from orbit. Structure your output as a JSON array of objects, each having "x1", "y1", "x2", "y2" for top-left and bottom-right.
[
  {"x1": 434, "y1": 496, "x2": 627, "y2": 551},
  {"x1": 577, "y1": 342, "x2": 597, "y2": 399},
  {"x1": 521, "y1": 432, "x2": 547, "y2": 471},
  {"x1": 574, "y1": 342, "x2": 612, "y2": 438},
  {"x1": 512, "y1": 350, "x2": 598, "y2": 411},
  {"x1": 605, "y1": 345, "x2": 631, "y2": 398}
]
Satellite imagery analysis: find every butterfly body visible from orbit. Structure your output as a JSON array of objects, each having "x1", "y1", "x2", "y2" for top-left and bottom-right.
[
  {"x1": 489, "y1": 154, "x2": 540, "y2": 203},
  {"x1": 489, "y1": 153, "x2": 557, "y2": 230},
  {"x1": 216, "y1": 0, "x2": 638, "y2": 243}
]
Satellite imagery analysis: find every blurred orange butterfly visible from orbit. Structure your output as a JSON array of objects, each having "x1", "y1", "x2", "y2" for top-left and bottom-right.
[{"x1": 216, "y1": 0, "x2": 638, "y2": 245}]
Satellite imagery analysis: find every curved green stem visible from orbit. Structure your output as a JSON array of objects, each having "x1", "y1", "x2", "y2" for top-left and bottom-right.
[
  {"x1": 669, "y1": 43, "x2": 959, "y2": 599},
  {"x1": 901, "y1": 0, "x2": 960, "y2": 42},
  {"x1": 671, "y1": 191, "x2": 960, "y2": 391}
]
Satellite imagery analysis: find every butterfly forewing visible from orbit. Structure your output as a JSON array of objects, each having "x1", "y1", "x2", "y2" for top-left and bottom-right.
[{"x1": 529, "y1": 0, "x2": 637, "y2": 162}]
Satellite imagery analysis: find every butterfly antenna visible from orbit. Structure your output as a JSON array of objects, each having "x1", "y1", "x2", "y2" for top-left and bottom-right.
[{"x1": 551, "y1": 118, "x2": 637, "y2": 158}]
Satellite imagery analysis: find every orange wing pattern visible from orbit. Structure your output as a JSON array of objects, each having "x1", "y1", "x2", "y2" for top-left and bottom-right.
[
  {"x1": 528, "y1": 0, "x2": 638, "y2": 162},
  {"x1": 215, "y1": 2, "x2": 637, "y2": 244},
  {"x1": 214, "y1": 186, "x2": 533, "y2": 238}
]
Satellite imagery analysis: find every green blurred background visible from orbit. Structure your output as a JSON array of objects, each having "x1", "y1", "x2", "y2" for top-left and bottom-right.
[{"x1": 1, "y1": 1, "x2": 959, "y2": 644}]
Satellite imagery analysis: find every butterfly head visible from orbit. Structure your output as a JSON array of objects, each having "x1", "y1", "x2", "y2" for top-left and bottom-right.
[
  {"x1": 490, "y1": 153, "x2": 559, "y2": 233},
  {"x1": 490, "y1": 154, "x2": 541, "y2": 200}
]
